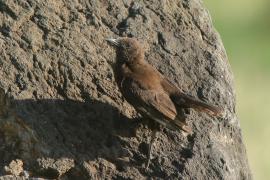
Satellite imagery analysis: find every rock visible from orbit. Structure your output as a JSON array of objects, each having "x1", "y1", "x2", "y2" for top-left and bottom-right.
[
  {"x1": 4, "y1": 159, "x2": 23, "y2": 176},
  {"x1": 0, "y1": 0, "x2": 251, "y2": 179},
  {"x1": 0, "y1": 175, "x2": 26, "y2": 180},
  {"x1": 34, "y1": 157, "x2": 74, "y2": 179}
]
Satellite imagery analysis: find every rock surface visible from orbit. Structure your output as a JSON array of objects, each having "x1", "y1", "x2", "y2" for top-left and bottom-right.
[
  {"x1": 4, "y1": 159, "x2": 24, "y2": 176},
  {"x1": 0, "y1": 0, "x2": 252, "y2": 179}
]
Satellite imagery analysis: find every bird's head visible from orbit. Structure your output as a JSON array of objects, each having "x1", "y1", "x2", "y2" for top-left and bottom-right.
[{"x1": 106, "y1": 37, "x2": 144, "y2": 64}]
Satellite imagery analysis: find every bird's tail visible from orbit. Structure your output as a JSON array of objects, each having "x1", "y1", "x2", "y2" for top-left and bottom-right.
[{"x1": 172, "y1": 92, "x2": 223, "y2": 117}]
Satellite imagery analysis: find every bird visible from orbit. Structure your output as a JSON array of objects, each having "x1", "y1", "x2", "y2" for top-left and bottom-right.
[{"x1": 106, "y1": 37, "x2": 222, "y2": 169}]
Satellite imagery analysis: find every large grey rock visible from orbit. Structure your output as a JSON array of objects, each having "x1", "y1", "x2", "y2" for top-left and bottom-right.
[{"x1": 0, "y1": 0, "x2": 252, "y2": 179}]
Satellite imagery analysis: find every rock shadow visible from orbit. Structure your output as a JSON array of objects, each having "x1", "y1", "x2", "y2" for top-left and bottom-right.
[{"x1": 3, "y1": 98, "x2": 141, "y2": 179}]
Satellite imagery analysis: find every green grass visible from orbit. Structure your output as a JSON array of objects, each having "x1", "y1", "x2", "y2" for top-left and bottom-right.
[{"x1": 204, "y1": 0, "x2": 270, "y2": 179}]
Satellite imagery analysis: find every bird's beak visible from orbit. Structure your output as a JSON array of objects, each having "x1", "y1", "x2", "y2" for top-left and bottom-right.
[{"x1": 106, "y1": 38, "x2": 120, "y2": 47}]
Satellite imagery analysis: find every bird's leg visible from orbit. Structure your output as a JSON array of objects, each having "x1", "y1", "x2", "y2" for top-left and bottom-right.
[{"x1": 145, "y1": 129, "x2": 158, "y2": 169}]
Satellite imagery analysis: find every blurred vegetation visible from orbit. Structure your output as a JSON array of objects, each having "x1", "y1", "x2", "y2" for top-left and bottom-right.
[{"x1": 204, "y1": 0, "x2": 270, "y2": 179}]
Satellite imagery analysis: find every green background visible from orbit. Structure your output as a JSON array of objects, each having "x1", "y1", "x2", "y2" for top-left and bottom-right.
[{"x1": 204, "y1": 0, "x2": 270, "y2": 179}]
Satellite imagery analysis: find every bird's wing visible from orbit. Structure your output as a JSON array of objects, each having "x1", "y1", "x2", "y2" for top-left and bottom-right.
[
  {"x1": 127, "y1": 80, "x2": 191, "y2": 132},
  {"x1": 161, "y1": 78, "x2": 222, "y2": 116},
  {"x1": 129, "y1": 81, "x2": 176, "y2": 120}
]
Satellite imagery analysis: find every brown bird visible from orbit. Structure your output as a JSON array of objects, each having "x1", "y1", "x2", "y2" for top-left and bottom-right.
[{"x1": 106, "y1": 37, "x2": 222, "y2": 169}]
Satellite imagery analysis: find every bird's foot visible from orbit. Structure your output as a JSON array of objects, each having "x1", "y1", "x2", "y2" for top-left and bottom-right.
[
  {"x1": 144, "y1": 129, "x2": 158, "y2": 170},
  {"x1": 145, "y1": 156, "x2": 151, "y2": 170}
]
